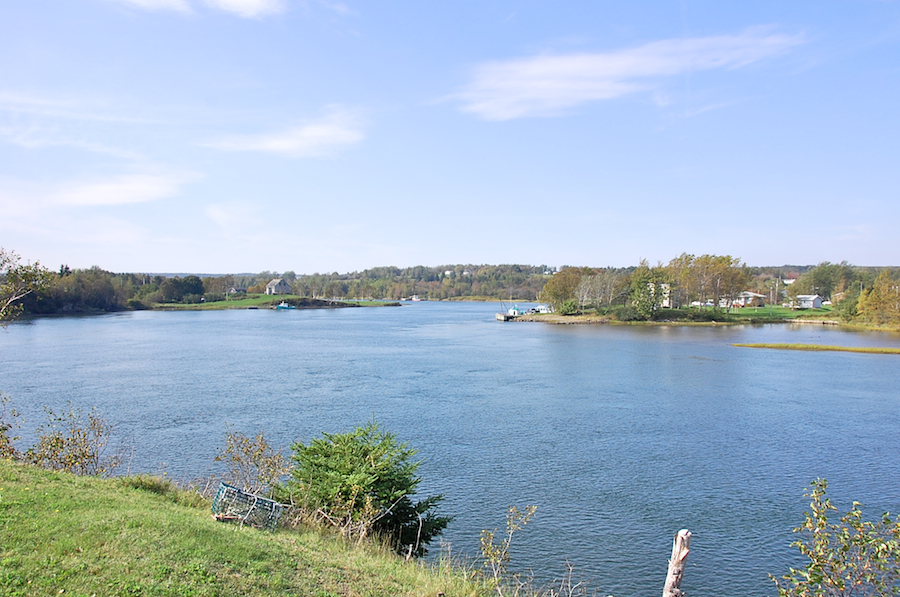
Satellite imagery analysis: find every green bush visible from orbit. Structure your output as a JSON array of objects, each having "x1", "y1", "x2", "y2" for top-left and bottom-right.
[
  {"x1": 126, "y1": 298, "x2": 149, "y2": 310},
  {"x1": 609, "y1": 305, "x2": 645, "y2": 321},
  {"x1": 557, "y1": 300, "x2": 578, "y2": 315},
  {"x1": 285, "y1": 419, "x2": 451, "y2": 557}
]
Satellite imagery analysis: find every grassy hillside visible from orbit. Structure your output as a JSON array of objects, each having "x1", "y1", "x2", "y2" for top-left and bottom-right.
[{"x1": 0, "y1": 461, "x2": 486, "y2": 597}]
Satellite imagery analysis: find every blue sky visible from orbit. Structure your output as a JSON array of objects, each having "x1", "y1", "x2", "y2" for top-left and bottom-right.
[{"x1": 1, "y1": 1, "x2": 898, "y2": 273}]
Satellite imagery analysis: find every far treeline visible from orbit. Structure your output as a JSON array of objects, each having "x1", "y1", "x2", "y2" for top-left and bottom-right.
[
  {"x1": 13, "y1": 263, "x2": 553, "y2": 314},
  {"x1": 539, "y1": 254, "x2": 900, "y2": 328},
  {"x1": 3, "y1": 252, "x2": 899, "y2": 327}
]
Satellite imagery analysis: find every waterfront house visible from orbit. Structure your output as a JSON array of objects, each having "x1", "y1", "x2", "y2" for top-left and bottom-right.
[
  {"x1": 796, "y1": 294, "x2": 823, "y2": 309},
  {"x1": 730, "y1": 291, "x2": 766, "y2": 308},
  {"x1": 265, "y1": 278, "x2": 291, "y2": 295}
]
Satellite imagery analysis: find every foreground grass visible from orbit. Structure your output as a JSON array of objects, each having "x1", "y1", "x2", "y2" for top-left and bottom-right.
[
  {"x1": 0, "y1": 461, "x2": 487, "y2": 597},
  {"x1": 733, "y1": 343, "x2": 900, "y2": 354}
]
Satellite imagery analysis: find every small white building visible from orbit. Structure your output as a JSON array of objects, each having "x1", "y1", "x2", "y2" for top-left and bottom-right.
[
  {"x1": 796, "y1": 294, "x2": 823, "y2": 309},
  {"x1": 725, "y1": 291, "x2": 766, "y2": 308},
  {"x1": 265, "y1": 278, "x2": 291, "y2": 295}
]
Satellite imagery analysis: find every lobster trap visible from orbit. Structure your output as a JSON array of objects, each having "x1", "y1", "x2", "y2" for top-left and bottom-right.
[{"x1": 211, "y1": 482, "x2": 284, "y2": 531}]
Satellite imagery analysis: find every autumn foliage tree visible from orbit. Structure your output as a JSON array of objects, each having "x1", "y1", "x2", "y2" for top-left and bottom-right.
[
  {"x1": 540, "y1": 267, "x2": 593, "y2": 311},
  {"x1": 857, "y1": 271, "x2": 900, "y2": 328}
]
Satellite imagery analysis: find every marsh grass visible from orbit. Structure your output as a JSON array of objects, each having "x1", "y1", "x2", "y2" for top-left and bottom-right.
[{"x1": 732, "y1": 343, "x2": 900, "y2": 354}]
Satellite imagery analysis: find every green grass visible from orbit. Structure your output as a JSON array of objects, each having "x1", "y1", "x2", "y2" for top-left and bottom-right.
[
  {"x1": 728, "y1": 306, "x2": 835, "y2": 320},
  {"x1": 732, "y1": 343, "x2": 900, "y2": 354},
  {"x1": 0, "y1": 461, "x2": 488, "y2": 597}
]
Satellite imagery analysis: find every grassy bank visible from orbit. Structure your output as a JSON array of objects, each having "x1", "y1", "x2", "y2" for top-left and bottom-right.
[
  {"x1": 733, "y1": 343, "x2": 900, "y2": 354},
  {"x1": 0, "y1": 461, "x2": 486, "y2": 597}
]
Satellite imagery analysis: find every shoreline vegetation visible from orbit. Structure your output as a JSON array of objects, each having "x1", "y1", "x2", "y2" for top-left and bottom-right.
[
  {"x1": 506, "y1": 305, "x2": 900, "y2": 333},
  {"x1": 2, "y1": 251, "x2": 897, "y2": 330}
]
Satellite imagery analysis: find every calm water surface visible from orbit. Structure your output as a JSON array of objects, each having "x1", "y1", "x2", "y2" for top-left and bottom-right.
[{"x1": 2, "y1": 302, "x2": 900, "y2": 596}]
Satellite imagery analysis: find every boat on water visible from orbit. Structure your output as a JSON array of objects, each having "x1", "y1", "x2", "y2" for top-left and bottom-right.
[{"x1": 275, "y1": 301, "x2": 295, "y2": 309}]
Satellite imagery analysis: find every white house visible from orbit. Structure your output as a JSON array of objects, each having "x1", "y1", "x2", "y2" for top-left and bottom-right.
[
  {"x1": 730, "y1": 291, "x2": 766, "y2": 308},
  {"x1": 265, "y1": 278, "x2": 291, "y2": 295},
  {"x1": 796, "y1": 294, "x2": 822, "y2": 309}
]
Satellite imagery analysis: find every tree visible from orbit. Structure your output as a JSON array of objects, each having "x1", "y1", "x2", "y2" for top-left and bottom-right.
[
  {"x1": 857, "y1": 271, "x2": 900, "y2": 327},
  {"x1": 540, "y1": 267, "x2": 590, "y2": 310},
  {"x1": 286, "y1": 420, "x2": 451, "y2": 557},
  {"x1": 772, "y1": 479, "x2": 900, "y2": 597},
  {"x1": 1, "y1": 248, "x2": 51, "y2": 325},
  {"x1": 629, "y1": 260, "x2": 667, "y2": 319}
]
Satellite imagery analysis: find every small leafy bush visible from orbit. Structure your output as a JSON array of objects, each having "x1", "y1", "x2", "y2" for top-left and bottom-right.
[
  {"x1": 25, "y1": 404, "x2": 119, "y2": 476},
  {"x1": 771, "y1": 479, "x2": 900, "y2": 597},
  {"x1": 215, "y1": 429, "x2": 290, "y2": 497},
  {"x1": 0, "y1": 393, "x2": 21, "y2": 460},
  {"x1": 285, "y1": 419, "x2": 451, "y2": 557}
]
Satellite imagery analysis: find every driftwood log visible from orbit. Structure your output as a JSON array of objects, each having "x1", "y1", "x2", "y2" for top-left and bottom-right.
[{"x1": 662, "y1": 529, "x2": 691, "y2": 597}]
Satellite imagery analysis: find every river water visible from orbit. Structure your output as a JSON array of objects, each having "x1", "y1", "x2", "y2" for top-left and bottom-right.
[{"x1": 2, "y1": 302, "x2": 900, "y2": 596}]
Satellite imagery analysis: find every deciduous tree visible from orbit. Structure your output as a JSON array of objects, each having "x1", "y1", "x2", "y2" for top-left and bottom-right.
[{"x1": 1, "y1": 248, "x2": 50, "y2": 325}]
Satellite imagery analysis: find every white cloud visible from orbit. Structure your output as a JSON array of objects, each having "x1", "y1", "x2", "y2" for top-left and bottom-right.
[
  {"x1": 50, "y1": 173, "x2": 194, "y2": 206},
  {"x1": 0, "y1": 125, "x2": 145, "y2": 160},
  {"x1": 106, "y1": 0, "x2": 192, "y2": 13},
  {"x1": 455, "y1": 27, "x2": 804, "y2": 120},
  {"x1": 314, "y1": 0, "x2": 355, "y2": 15},
  {"x1": 203, "y1": 0, "x2": 285, "y2": 18},
  {"x1": 205, "y1": 202, "x2": 264, "y2": 235},
  {"x1": 205, "y1": 107, "x2": 364, "y2": 157}
]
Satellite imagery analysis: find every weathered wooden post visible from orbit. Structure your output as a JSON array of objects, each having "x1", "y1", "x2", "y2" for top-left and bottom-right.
[{"x1": 662, "y1": 529, "x2": 691, "y2": 597}]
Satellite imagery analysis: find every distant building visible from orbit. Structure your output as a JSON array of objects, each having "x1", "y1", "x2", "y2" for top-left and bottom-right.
[
  {"x1": 265, "y1": 278, "x2": 291, "y2": 295},
  {"x1": 796, "y1": 294, "x2": 823, "y2": 309},
  {"x1": 723, "y1": 291, "x2": 766, "y2": 308},
  {"x1": 227, "y1": 286, "x2": 247, "y2": 295}
]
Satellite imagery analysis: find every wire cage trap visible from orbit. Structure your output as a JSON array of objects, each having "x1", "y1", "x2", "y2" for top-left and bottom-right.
[{"x1": 211, "y1": 482, "x2": 284, "y2": 531}]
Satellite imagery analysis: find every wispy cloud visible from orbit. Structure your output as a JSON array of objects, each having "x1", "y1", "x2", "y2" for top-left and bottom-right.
[
  {"x1": 50, "y1": 173, "x2": 196, "y2": 206},
  {"x1": 314, "y1": 0, "x2": 355, "y2": 16},
  {"x1": 0, "y1": 92, "x2": 156, "y2": 124},
  {"x1": 454, "y1": 27, "x2": 804, "y2": 120},
  {"x1": 106, "y1": 0, "x2": 192, "y2": 13},
  {"x1": 0, "y1": 124, "x2": 145, "y2": 160},
  {"x1": 205, "y1": 202, "x2": 264, "y2": 235},
  {"x1": 203, "y1": 0, "x2": 286, "y2": 18},
  {"x1": 204, "y1": 107, "x2": 364, "y2": 157}
]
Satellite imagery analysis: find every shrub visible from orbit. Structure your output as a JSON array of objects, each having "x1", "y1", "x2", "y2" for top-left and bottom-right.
[
  {"x1": 25, "y1": 404, "x2": 120, "y2": 476},
  {"x1": 285, "y1": 419, "x2": 451, "y2": 557},
  {"x1": 771, "y1": 479, "x2": 900, "y2": 597},
  {"x1": 126, "y1": 298, "x2": 149, "y2": 310},
  {"x1": 480, "y1": 505, "x2": 537, "y2": 595},
  {"x1": 609, "y1": 305, "x2": 645, "y2": 321},
  {"x1": 557, "y1": 300, "x2": 578, "y2": 315},
  {"x1": 0, "y1": 393, "x2": 21, "y2": 460},
  {"x1": 215, "y1": 429, "x2": 290, "y2": 497}
]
